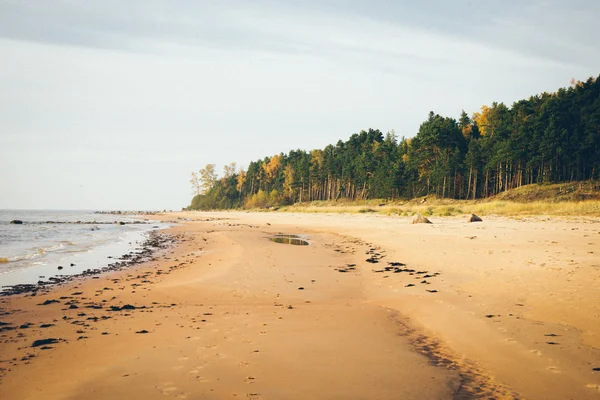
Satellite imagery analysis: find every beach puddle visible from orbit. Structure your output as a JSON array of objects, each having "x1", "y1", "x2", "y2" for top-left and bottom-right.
[{"x1": 268, "y1": 235, "x2": 309, "y2": 246}]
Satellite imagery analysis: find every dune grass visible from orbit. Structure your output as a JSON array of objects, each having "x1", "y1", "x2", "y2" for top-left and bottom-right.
[
  {"x1": 277, "y1": 182, "x2": 600, "y2": 217},
  {"x1": 279, "y1": 199, "x2": 600, "y2": 217}
]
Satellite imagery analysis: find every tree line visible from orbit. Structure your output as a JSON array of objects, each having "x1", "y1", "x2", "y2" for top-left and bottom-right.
[{"x1": 189, "y1": 76, "x2": 600, "y2": 210}]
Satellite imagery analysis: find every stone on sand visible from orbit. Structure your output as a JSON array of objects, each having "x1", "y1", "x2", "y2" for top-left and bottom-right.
[
  {"x1": 411, "y1": 214, "x2": 432, "y2": 224},
  {"x1": 467, "y1": 214, "x2": 483, "y2": 223}
]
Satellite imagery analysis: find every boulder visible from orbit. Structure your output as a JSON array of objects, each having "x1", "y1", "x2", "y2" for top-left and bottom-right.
[
  {"x1": 467, "y1": 214, "x2": 483, "y2": 223},
  {"x1": 10, "y1": 220, "x2": 23, "y2": 224},
  {"x1": 411, "y1": 214, "x2": 432, "y2": 224}
]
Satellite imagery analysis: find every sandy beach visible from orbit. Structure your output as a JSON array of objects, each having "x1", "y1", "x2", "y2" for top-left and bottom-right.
[{"x1": 1, "y1": 211, "x2": 599, "y2": 399}]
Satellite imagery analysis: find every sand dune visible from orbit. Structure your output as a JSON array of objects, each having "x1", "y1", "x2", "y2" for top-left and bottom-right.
[{"x1": 1, "y1": 211, "x2": 599, "y2": 399}]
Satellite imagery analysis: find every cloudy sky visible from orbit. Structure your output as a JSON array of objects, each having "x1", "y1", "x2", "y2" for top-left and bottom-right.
[{"x1": 1, "y1": 0, "x2": 598, "y2": 210}]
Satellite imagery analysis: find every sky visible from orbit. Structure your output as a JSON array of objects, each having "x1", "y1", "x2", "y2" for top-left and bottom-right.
[{"x1": 1, "y1": 0, "x2": 599, "y2": 210}]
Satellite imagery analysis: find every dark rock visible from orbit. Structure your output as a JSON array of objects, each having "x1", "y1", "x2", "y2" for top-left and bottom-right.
[
  {"x1": 388, "y1": 262, "x2": 406, "y2": 267},
  {"x1": 57, "y1": 266, "x2": 63, "y2": 270},
  {"x1": 109, "y1": 304, "x2": 137, "y2": 312},
  {"x1": 9, "y1": 220, "x2": 23, "y2": 224},
  {"x1": 135, "y1": 330, "x2": 149, "y2": 334},
  {"x1": 467, "y1": 214, "x2": 483, "y2": 223},
  {"x1": 39, "y1": 299, "x2": 60, "y2": 306},
  {"x1": 32, "y1": 338, "x2": 60, "y2": 347},
  {"x1": 298, "y1": 287, "x2": 304, "y2": 290},
  {"x1": 40, "y1": 324, "x2": 55, "y2": 328}
]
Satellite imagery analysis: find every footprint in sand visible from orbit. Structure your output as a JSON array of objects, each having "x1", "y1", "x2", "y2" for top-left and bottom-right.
[
  {"x1": 238, "y1": 361, "x2": 250, "y2": 368},
  {"x1": 547, "y1": 366, "x2": 561, "y2": 374},
  {"x1": 188, "y1": 365, "x2": 206, "y2": 375},
  {"x1": 586, "y1": 384, "x2": 600, "y2": 392},
  {"x1": 156, "y1": 383, "x2": 178, "y2": 395},
  {"x1": 530, "y1": 349, "x2": 542, "y2": 356}
]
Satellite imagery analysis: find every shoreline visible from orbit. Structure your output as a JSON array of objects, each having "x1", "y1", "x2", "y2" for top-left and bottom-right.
[
  {"x1": 1, "y1": 211, "x2": 599, "y2": 399},
  {"x1": 0, "y1": 229, "x2": 177, "y2": 296},
  {"x1": 0, "y1": 210, "x2": 177, "y2": 292}
]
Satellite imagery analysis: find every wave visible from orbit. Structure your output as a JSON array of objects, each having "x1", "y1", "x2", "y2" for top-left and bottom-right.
[{"x1": 4, "y1": 241, "x2": 79, "y2": 263}]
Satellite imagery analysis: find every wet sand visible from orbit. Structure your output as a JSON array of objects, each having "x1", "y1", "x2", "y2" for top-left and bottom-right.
[{"x1": 1, "y1": 211, "x2": 599, "y2": 399}]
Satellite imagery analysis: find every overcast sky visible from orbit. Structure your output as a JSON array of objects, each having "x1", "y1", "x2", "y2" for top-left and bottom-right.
[{"x1": 1, "y1": 0, "x2": 598, "y2": 210}]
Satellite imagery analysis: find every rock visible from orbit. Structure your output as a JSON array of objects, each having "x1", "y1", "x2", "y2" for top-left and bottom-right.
[
  {"x1": 411, "y1": 214, "x2": 432, "y2": 224},
  {"x1": 109, "y1": 304, "x2": 136, "y2": 311},
  {"x1": 39, "y1": 299, "x2": 60, "y2": 306},
  {"x1": 9, "y1": 220, "x2": 23, "y2": 224},
  {"x1": 32, "y1": 338, "x2": 60, "y2": 347},
  {"x1": 57, "y1": 266, "x2": 63, "y2": 270},
  {"x1": 467, "y1": 214, "x2": 483, "y2": 222},
  {"x1": 135, "y1": 330, "x2": 149, "y2": 334}
]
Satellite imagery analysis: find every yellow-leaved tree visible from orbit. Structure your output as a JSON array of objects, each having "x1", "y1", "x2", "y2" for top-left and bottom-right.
[
  {"x1": 262, "y1": 155, "x2": 282, "y2": 187},
  {"x1": 283, "y1": 164, "x2": 295, "y2": 199},
  {"x1": 472, "y1": 105, "x2": 492, "y2": 136}
]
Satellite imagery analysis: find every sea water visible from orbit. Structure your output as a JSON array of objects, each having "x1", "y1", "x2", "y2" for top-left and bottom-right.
[{"x1": 0, "y1": 210, "x2": 167, "y2": 288}]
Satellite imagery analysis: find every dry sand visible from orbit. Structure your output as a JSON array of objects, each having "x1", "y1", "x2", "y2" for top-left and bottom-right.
[{"x1": 1, "y1": 211, "x2": 599, "y2": 399}]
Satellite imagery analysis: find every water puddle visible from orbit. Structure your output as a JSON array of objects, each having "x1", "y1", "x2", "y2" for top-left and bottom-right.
[{"x1": 268, "y1": 234, "x2": 309, "y2": 246}]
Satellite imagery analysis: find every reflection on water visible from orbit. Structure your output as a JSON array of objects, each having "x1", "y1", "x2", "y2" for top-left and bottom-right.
[{"x1": 268, "y1": 235, "x2": 309, "y2": 246}]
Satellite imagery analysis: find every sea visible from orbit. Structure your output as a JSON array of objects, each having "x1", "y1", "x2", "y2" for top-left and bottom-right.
[{"x1": 0, "y1": 210, "x2": 169, "y2": 289}]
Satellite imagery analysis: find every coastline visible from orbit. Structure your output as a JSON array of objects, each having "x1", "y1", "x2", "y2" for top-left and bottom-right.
[
  {"x1": 0, "y1": 210, "x2": 173, "y2": 290},
  {"x1": 1, "y1": 211, "x2": 599, "y2": 399},
  {"x1": 0, "y1": 229, "x2": 176, "y2": 296}
]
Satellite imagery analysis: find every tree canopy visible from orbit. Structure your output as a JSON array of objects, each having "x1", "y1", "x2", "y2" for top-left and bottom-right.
[{"x1": 189, "y1": 76, "x2": 600, "y2": 210}]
